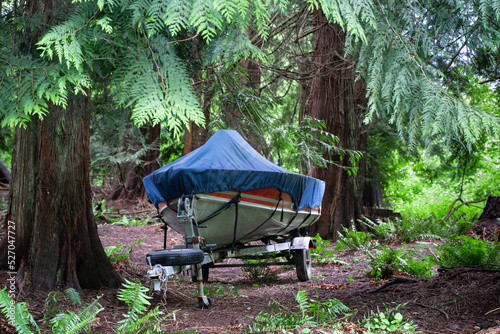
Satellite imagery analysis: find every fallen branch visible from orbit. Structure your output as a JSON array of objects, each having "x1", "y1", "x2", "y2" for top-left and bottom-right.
[
  {"x1": 413, "y1": 302, "x2": 449, "y2": 320},
  {"x1": 485, "y1": 306, "x2": 500, "y2": 315}
]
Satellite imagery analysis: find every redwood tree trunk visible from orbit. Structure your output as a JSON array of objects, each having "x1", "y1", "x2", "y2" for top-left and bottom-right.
[
  {"x1": 108, "y1": 124, "x2": 161, "y2": 200},
  {"x1": 1, "y1": 95, "x2": 122, "y2": 291},
  {"x1": 307, "y1": 10, "x2": 366, "y2": 240},
  {"x1": 183, "y1": 69, "x2": 212, "y2": 155}
]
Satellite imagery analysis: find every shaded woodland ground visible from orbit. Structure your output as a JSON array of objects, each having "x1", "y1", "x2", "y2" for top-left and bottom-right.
[{"x1": 0, "y1": 187, "x2": 499, "y2": 333}]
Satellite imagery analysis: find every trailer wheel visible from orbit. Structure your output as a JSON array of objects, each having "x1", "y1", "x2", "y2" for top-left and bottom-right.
[
  {"x1": 198, "y1": 296, "x2": 213, "y2": 309},
  {"x1": 294, "y1": 249, "x2": 311, "y2": 282},
  {"x1": 146, "y1": 248, "x2": 204, "y2": 266}
]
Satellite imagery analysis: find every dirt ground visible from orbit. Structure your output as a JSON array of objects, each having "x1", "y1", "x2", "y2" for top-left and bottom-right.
[{"x1": 1, "y1": 197, "x2": 500, "y2": 333}]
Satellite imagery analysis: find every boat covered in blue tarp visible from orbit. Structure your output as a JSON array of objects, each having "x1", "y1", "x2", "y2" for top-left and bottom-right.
[{"x1": 143, "y1": 129, "x2": 325, "y2": 212}]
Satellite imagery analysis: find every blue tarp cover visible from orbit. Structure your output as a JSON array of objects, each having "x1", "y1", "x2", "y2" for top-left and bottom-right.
[{"x1": 143, "y1": 130, "x2": 325, "y2": 211}]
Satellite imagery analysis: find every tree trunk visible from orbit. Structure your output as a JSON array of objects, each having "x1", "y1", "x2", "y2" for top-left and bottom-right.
[
  {"x1": 107, "y1": 124, "x2": 161, "y2": 201},
  {"x1": 183, "y1": 90, "x2": 211, "y2": 155},
  {"x1": 469, "y1": 196, "x2": 500, "y2": 241},
  {"x1": 0, "y1": 161, "x2": 10, "y2": 185},
  {"x1": 307, "y1": 9, "x2": 366, "y2": 240},
  {"x1": 1, "y1": 95, "x2": 122, "y2": 291}
]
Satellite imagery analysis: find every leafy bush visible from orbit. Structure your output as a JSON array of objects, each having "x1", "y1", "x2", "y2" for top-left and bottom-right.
[
  {"x1": 51, "y1": 299, "x2": 103, "y2": 334},
  {"x1": 336, "y1": 225, "x2": 373, "y2": 251},
  {"x1": 436, "y1": 236, "x2": 500, "y2": 267},
  {"x1": 401, "y1": 214, "x2": 474, "y2": 240},
  {"x1": 402, "y1": 257, "x2": 435, "y2": 279}
]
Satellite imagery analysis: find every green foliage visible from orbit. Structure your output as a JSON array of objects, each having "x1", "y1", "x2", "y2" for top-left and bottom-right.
[
  {"x1": 361, "y1": 217, "x2": 400, "y2": 243},
  {"x1": 360, "y1": 215, "x2": 471, "y2": 243},
  {"x1": 113, "y1": 216, "x2": 151, "y2": 226},
  {"x1": 116, "y1": 279, "x2": 163, "y2": 334},
  {"x1": 1, "y1": 287, "x2": 103, "y2": 334},
  {"x1": 267, "y1": 116, "x2": 362, "y2": 174},
  {"x1": 310, "y1": 234, "x2": 336, "y2": 264},
  {"x1": 242, "y1": 257, "x2": 277, "y2": 282},
  {"x1": 247, "y1": 290, "x2": 350, "y2": 333},
  {"x1": 0, "y1": 288, "x2": 40, "y2": 334},
  {"x1": 42, "y1": 288, "x2": 82, "y2": 327},
  {"x1": 366, "y1": 247, "x2": 403, "y2": 279},
  {"x1": 1, "y1": 281, "x2": 167, "y2": 334},
  {"x1": 362, "y1": 304, "x2": 418, "y2": 333},
  {"x1": 104, "y1": 236, "x2": 145, "y2": 263},
  {"x1": 51, "y1": 299, "x2": 103, "y2": 334},
  {"x1": 356, "y1": 0, "x2": 500, "y2": 150},
  {"x1": 336, "y1": 225, "x2": 373, "y2": 252},
  {"x1": 436, "y1": 236, "x2": 500, "y2": 268},
  {"x1": 65, "y1": 288, "x2": 82, "y2": 306},
  {"x1": 402, "y1": 257, "x2": 435, "y2": 280},
  {"x1": 366, "y1": 246, "x2": 434, "y2": 279}
]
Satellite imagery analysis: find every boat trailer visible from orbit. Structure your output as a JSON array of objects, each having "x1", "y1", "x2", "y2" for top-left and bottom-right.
[{"x1": 146, "y1": 197, "x2": 315, "y2": 309}]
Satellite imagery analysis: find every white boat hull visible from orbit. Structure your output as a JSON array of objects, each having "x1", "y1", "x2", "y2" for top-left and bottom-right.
[{"x1": 159, "y1": 188, "x2": 320, "y2": 250}]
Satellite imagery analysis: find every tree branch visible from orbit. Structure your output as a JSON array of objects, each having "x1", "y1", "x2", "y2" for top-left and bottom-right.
[{"x1": 445, "y1": 198, "x2": 487, "y2": 220}]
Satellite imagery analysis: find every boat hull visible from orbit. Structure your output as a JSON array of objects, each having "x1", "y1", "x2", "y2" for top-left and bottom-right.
[{"x1": 159, "y1": 188, "x2": 320, "y2": 249}]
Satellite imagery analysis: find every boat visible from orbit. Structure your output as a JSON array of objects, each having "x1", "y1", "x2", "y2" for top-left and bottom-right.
[
  {"x1": 142, "y1": 129, "x2": 325, "y2": 308},
  {"x1": 157, "y1": 188, "x2": 321, "y2": 250}
]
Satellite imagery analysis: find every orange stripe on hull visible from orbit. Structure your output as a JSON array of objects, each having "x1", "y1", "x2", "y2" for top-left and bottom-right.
[{"x1": 160, "y1": 188, "x2": 320, "y2": 213}]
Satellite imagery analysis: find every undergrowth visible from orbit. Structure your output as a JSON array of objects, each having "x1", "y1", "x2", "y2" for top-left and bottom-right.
[
  {"x1": 104, "y1": 236, "x2": 145, "y2": 263},
  {"x1": 336, "y1": 225, "x2": 374, "y2": 252},
  {"x1": 0, "y1": 279, "x2": 167, "y2": 334},
  {"x1": 366, "y1": 246, "x2": 434, "y2": 279},
  {"x1": 435, "y1": 236, "x2": 500, "y2": 267},
  {"x1": 247, "y1": 290, "x2": 419, "y2": 333}
]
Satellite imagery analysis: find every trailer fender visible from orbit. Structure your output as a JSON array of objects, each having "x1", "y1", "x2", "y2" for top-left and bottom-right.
[{"x1": 290, "y1": 236, "x2": 316, "y2": 251}]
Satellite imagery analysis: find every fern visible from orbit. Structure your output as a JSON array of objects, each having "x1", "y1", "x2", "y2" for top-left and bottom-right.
[
  {"x1": 0, "y1": 288, "x2": 40, "y2": 334},
  {"x1": 436, "y1": 236, "x2": 500, "y2": 268},
  {"x1": 65, "y1": 288, "x2": 82, "y2": 306},
  {"x1": 51, "y1": 299, "x2": 103, "y2": 334},
  {"x1": 248, "y1": 290, "x2": 350, "y2": 332},
  {"x1": 42, "y1": 291, "x2": 62, "y2": 328},
  {"x1": 116, "y1": 278, "x2": 164, "y2": 333}
]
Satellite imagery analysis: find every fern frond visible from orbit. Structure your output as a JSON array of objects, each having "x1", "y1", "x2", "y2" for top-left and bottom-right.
[
  {"x1": 65, "y1": 288, "x2": 82, "y2": 306},
  {"x1": 117, "y1": 279, "x2": 151, "y2": 315},
  {"x1": 51, "y1": 299, "x2": 103, "y2": 334},
  {"x1": 189, "y1": 0, "x2": 223, "y2": 42},
  {"x1": 0, "y1": 288, "x2": 40, "y2": 334}
]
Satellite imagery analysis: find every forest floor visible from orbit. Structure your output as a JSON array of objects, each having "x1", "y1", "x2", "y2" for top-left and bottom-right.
[{"x1": 0, "y1": 190, "x2": 500, "y2": 333}]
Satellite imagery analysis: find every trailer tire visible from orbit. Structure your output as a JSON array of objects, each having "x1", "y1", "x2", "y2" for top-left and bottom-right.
[
  {"x1": 146, "y1": 248, "x2": 204, "y2": 266},
  {"x1": 294, "y1": 249, "x2": 311, "y2": 282}
]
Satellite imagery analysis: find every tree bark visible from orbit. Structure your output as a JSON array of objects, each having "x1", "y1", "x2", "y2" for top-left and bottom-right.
[
  {"x1": 307, "y1": 9, "x2": 366, "y2": 240},
  {"x1": 0, "y1": 161, "x2": 10, "y2": 185},
  {"x1": 182, "y1": 89, "x2": 211, "y2": 155},
  {"x1": 1, "y1": 95, "x2": 122, "y2": 291}
]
